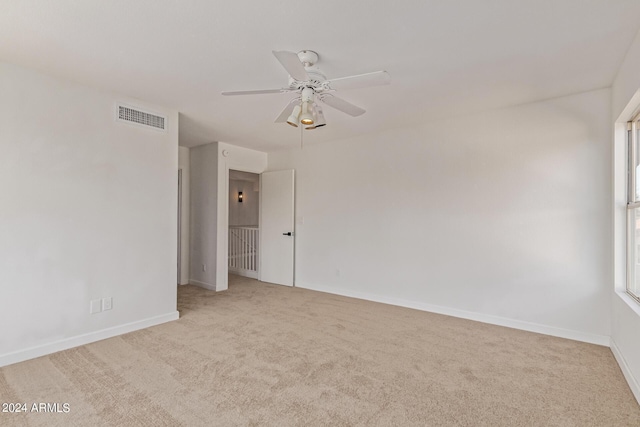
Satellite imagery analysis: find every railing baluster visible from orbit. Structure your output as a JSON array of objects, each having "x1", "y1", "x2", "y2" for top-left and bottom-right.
[
  {"x1": 250, "y1": 229, "x2": 254, "y2": 271},
  {"x1": 243, "y1": 228, "x2": 247, "y2": 270},
  {"x1": 228, "y1": 226, "x2": 259, "y2": 276}
]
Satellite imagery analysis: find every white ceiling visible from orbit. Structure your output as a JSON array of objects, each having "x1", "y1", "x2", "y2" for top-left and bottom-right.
[
  {"x1": 2, "y1": 1, "x2": 640, "y2": 151},
  {"x1": 230, "y1": 169, "x2": 259, "y2": 184}
]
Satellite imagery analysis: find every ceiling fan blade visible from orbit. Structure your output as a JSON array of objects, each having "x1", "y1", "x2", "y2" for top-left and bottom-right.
[
  {"x1": 326, "y1": 71, "x2": 390, "y2": 90},
  {"x1": 221, "y1": 88, "x2": 291, "y2": 96},
  {"x1": 272, "y1": 50, "x2": 309, "y2": 82},
  {"x1": 274, "y1": 99, "x2": 300, "y2": 123},
  {"x1": 319, "y1": 94, "x2": 366, "y2": 117}
]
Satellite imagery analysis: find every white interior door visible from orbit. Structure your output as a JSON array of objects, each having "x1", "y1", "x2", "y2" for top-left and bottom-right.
[{"x1": 260, "y1": 169, "x2": 295, "y2": 286}]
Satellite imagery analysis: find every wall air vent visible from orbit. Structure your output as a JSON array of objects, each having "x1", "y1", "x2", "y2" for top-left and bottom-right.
[{"x1": 117, "y1": 104, "x2": 166, "y2": 131}]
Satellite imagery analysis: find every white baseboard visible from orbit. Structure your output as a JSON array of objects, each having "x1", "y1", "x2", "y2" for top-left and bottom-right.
[
  {"x1": 0, "y1": 311, "x2": 179, "y2": 368},
  {"x1": 190, "y1": 279, "x2": 216, "y2": 291},
  {"x1": 296, "y1": 281, "x2": 610, "y2": 347},
  {"x1": 611, "y1": 339, "x2": 640, "y2": 404}
]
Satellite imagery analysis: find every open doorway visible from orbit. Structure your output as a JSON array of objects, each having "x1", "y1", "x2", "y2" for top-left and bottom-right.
[{"x1": 228, "y1": 170, "x2": 260, "y2": 279}]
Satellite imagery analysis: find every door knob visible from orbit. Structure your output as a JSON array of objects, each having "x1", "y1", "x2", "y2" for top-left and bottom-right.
[{"x1": 282, "y1": 232, "x2": 292, "y2": 236}]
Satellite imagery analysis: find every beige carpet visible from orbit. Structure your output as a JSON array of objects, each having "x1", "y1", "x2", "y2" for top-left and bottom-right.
[{"x1": 1, "y1": 275, "x2": 639, "y2": 426}]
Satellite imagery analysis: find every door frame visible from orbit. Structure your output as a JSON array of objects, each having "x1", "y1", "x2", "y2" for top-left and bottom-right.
[
  {"x1": 219, "y1": 162, "x2": 265, "y2": 289},
  {"x1": 177, "y1": 168, "x2": 182, "y2": 285}
]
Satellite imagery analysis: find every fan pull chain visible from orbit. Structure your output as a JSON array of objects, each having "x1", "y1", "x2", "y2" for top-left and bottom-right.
[{"x1": 300, "y1": 122, "x2": 304, "y2": 150}]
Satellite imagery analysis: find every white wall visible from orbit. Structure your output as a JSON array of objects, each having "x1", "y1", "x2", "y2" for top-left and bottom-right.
[
  {"x1": 611, "y1": 28, "x2": 640, "y2": 403},
  {"x1": 189, "y1": 142, "x2": 218, "y2": 290},
  {"x1": 188, "y1": 142, "x2": 267, "y2": 291},
  {"x1": 0, "y1": 61, "x2": 179, "y2": 366},
  {"x1": 178, "y1": 146, "x2": 190, "y2": 285},
  {"x1": 229, "y1": 177, "x2": 259, "y2": 226},
  {"x1": 268, "y1": 88, "x2": 611, "y2": 345}
]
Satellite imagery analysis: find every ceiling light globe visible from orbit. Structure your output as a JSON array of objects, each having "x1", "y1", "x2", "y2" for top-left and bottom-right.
[{"x1": 305, "y1": 105, "x2": 325, "y2": 130}]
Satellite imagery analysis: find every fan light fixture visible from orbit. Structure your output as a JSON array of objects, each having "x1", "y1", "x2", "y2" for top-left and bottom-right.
[
  {"x1": 299, "y1": 102, "x2": 314, "y2": 125},
  {"x1": 306, "y1": 106, "x2": 326, "y2": 130},
  {"x1": 286, "y1": 105, "x2": 302, "y2": 127}
]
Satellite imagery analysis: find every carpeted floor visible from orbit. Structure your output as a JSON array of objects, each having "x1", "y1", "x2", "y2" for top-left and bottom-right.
[{"x1": 1, "y1": 275, "x2": 639, "y2": 426}]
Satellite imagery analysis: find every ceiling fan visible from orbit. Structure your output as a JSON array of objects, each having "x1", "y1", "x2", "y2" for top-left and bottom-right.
[{"x1": 221, "y1": 50, "x2": 390, "y2": 130}]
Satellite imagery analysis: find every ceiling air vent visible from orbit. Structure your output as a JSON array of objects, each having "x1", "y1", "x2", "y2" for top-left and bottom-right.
[{"x1": 117, "y1": 104, "x2": 166, "y2": 131}]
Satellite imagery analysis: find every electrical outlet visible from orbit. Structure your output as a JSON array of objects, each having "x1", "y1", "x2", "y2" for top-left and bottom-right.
[
  {"x1": 90, "y1": 299, "x2": 102, "y2": 314},
  {"x1": 102, "y1": 297, "x2": 112, "y2": 311},
  {"x1": 202, "y1": 264, "x2": 206, "y2": 272}
]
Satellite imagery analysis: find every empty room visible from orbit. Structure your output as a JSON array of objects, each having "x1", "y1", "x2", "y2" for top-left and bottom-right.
[{"x1": 2, "y1": 1, "x2": 640, "y2": 425}]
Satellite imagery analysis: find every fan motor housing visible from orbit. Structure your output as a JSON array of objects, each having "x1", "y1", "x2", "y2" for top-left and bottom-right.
[
  {"x1": 305, "y1": 69, "x2": 326, "y2": 83},
  {"x1": 288, "y1": 68, "x2": 328, "y2": 93},
  {"x1": 301, "y1": 87, "x2": 315, "y2": 103}
]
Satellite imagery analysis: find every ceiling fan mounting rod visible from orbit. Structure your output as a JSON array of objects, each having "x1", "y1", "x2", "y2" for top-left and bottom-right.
[{"x1": 297, "y1": 50, "x2": 319, "y2": 67}]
